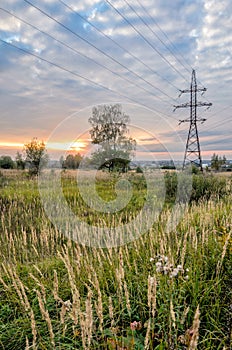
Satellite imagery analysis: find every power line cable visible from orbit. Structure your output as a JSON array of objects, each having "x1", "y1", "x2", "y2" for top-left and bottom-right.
[
  {"x1": 105, "y1": 0, "x2": 189, "y2": 84},
  {"x1": 0, "y1": 8, "x2": 174, "y2": 105},
  {"x1": 135, "y1": 0, "x2": 193, "y2": 74},
  {"x1": 58, "y1": 0, "x2": 179, "y2": 96},
  {"x1": 22, "y1": 0, "x2": 177, "y2": 102},
  {"x1": 122, "y1": 0, "x2": 191, "y2": 79},
  {"x1": 206, "y1": 117, "x2": 232, "y2": 131},
  {"x1": 134, "y1": 0, "x2": 212, "y2": 92},
  {"x1": 0, "y1": 38, "x2": 178, "y2": 122}
]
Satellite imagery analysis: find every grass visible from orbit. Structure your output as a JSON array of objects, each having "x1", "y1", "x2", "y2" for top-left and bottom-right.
[{"x1": 0, "y1": 169, "x2": 231, "y2": 349}]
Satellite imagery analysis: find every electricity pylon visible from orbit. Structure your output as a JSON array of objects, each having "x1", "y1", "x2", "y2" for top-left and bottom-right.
[{"x1": 174, "y1": 69, "x2": 212, "y2": 171}]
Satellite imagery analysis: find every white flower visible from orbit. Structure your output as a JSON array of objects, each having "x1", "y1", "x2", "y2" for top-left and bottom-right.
[
  {"x1": 64, "y1": 300, "x2": 72, "y2": 310},
  {"x1": 156, "y1": 266, "x2": 162, "y2": 273},
  {"x1": 150, "y1": 257, "x2": 155, "y2": 262},
  {"x1": 163, "y1": 266, "x2": 169, "y2": 275},
  {"x1": 170, "y1": 268, "x2": 179, "y2": 278},
  {"x1": 155, "y1": 261, "x2": 162, "y2": 268}
]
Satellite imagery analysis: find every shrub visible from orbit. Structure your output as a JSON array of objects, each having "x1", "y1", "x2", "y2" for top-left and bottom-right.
[{"x1": 164, "y1": 172, "x2": 228, "y2": 204}]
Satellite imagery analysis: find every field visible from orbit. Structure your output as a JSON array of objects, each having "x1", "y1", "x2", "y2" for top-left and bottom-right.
[{"x1": 0, "y1": 169, "x2": 231, "y2": 349}]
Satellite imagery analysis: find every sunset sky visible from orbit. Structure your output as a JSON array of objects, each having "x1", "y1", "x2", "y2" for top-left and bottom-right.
[{"x1": 0, "y1": 0, "x2": 232, "y2": 161}]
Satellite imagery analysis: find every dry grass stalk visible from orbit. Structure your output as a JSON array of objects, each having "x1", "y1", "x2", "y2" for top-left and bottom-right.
[
  {"x1": 93, "y1": 273, "x2": 104, "y2": 332},
  {"x1": 80, "y1": 312, "x2": 87, "y2": 350},
  {"x1": 144, "y1": 318, "x2": 151, "y2": 349},
  {"x1": 0, "y1": 271, "x2": 10, "y2": 290},
  {"x1": 80, "y1": 288, "x2": 93, "y2": 350},
  {"x1": 52, "y1": 270, "x2": 60, "y2": 301},
  {"x1": 58, "y1": 250, "x2": 80, "y2": 323},
  {"x1": 6, "y1": 266, "x2": 37, "y2": 348},
  {"x1": 216, "y1": 231, "x2": 231, "y2": 276},
  {"x1": 25, "y1": 337, "x2": 29, "y2": 350},
  {"x1": 188, "y1": 305, "x2": 200, "y2": 350},
  {"x1": 60, "y1": 301, "x2": 71, "y2": 325},
  {"x1": 71, "y1": 288, "x2": 80, "y2": 325},
  {"x1": 108, "y1": 296, "x2": 115, "y2": 328},
  {"x1": 124, "y1": 280, "x2": 131, "y2": 315},
  {"x1": 181, "y1": 231, "x2": 188, "y2": 267},
  {"x1": 85, "y1": 288, "x2": 93, "y2": 348},
  {"x1": 29, "y1": 273, "x2": 46, "y2": 302},
  {"x1": 36, "y1": 289, "x2": 55, "y2": 348},
  {"x1": 148, "y1": 275, "x2": 156, "y2": 318},
  {"x1": 170, "y1": 300, "x2": 176, "y2": 329},
  {"x1": 181, "y1": 305, "x2": 190, "y2": 325},
  {"x1": 33, "y1": 264, "x2": 43, "y2": 277},
  {"x1": 8, "y1": 267, "x2": 30, "y2": 311},
  {"x1": 30, "y1": 308, "x2": 37, "y2": 350}
]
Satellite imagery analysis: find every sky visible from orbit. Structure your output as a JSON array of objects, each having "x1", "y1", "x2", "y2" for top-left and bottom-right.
[{"x1": 0, "y1": 0, "x2": 232, "y2": 161}]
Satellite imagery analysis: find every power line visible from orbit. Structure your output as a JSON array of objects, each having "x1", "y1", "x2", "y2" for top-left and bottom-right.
[
  {"x1": 206, "y1": 117, "x2": 232, "y2": 131},
  {"x1": 122, "y1": 0, "x2": 191, "y2": 80},
  {"x1": 0, "y1": 38, "x2": 178, "y2": 122},
  {"x1": 135, "y1": 0, "x2": 193, "y2": 74},
  {"x1": 202, "y1": 103, "x2": 232, "y2": 124},
  {"x1": 105, "y1": 0, "x2": 189, "y2": 85},
  {"x1": 22, "y1": 0, "x2": 176, "y2": 102},
  {"x1": 134, "y1": 0, "x2": 212, "y2": 92},
  {"x1": 174, "y1": 69, "x2": 212, "y2": 171},
  {"x1": 0, "y1": 8, "x2": 174, "y2": 105},
  {"x1": 58, "y1": 0, "x2": 179, "y2": 98}
]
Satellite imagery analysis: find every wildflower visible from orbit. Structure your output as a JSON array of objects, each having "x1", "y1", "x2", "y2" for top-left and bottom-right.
[
  {"x1": 150, "y1": 257, "x2": 154, "y2": 262},
  {"x1": 163, "y1": 266, "x2": 170, "y2": 275},
  {"x1": 130, "y1": 320, "x2": 142, "y2": 331},
  {"x1": 164, "y1": 256, "x2": 169, "y2": 263},
  {"x1": 63, "y1": 300, "x2": 72, "y2": 311},
  {"x1": 170, "y1": 268, "x2": 179, "y2": 278}
]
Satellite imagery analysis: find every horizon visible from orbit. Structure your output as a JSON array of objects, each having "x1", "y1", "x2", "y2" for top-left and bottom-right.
[{"x1": 1, "y1": 0, "x2": 232, "y2": 160}]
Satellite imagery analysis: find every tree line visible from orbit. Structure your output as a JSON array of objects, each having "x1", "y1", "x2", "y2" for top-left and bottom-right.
[
  {"x1": 0, "y1": 104, "x2": 230, "y2": 175},
  {"x1": 1, "y1": 104, "x2": 136, "y2": 175}
]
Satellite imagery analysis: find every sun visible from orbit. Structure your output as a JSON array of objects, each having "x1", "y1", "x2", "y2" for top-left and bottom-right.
[{"x1": 70, "y1": 141, "x2": 87, "y2": 153}]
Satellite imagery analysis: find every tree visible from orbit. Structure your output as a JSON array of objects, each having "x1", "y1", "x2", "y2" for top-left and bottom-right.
[
  {"x1": 211, "y1": 153, "x2": 226, "y2": 171},
  {"x1": 0, "y1": 156, "x2": 15, "y2": 169},
  {"x1": 15, "y1": 152, "x2": 25, "y2": 170},
  {"x1": 62, "y1": 153, "x2": 82, "y2": 169},
  {"x1": 24, "y1": 138, "x2": 48, "y2": 176},
  {"x1": 88, "y1": 104, "x2": 136, "y2": 172}
]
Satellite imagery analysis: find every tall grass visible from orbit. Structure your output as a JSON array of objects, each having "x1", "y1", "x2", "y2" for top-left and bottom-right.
[{"x1": 0, "y1": 170, "x2": 231, "y2": 349}]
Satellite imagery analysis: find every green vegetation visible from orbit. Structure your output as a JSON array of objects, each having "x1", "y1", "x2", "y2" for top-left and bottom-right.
[
  {"x1": 0, "y1": 156, "x2": 15, "y2": 169},
  {"x1": 0, "y1": 170, "x2": 231, "y2": 349},
  {"x1": 211, "y1": 154, "x2": 227, "y2": 171},
  {"x1": 88, "y1": 104, "x2": 136, "y2": 172},
  {"x1": 61, "y1": 153, "x2": 83, "y2": 169},
  {"x1": 24, "y1": 138, "x2": 48, "y2": 176}
]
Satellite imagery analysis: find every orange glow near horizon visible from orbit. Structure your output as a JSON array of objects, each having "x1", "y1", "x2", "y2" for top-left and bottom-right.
[
  {"x1": 70, "y1": 141, "x2": 88, "y2": 152},
  {"x1": 47, "y1": 140, "x2": 89, "y2": 154},
  {"x1": 0, "y1": 140, "x2": 231, "y2": 160},
  {"x1": 0, "y1": 142, "x2": 24, "y2": 148}
]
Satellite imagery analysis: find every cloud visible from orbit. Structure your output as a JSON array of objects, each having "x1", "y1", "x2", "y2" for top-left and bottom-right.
[{"x1": 0, "y1": 0, "x2": 231, "y2": 159}]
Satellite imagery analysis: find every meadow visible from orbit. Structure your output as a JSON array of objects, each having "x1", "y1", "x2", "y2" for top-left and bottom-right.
[{"x1": 0, "y1": 169, "x2": 231, "y2": 349}]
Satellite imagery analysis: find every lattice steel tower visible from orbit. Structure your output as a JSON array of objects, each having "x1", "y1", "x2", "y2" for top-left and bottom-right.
[{"x1": 174, "y1": 69, "x2": 212, "y2": 171}]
